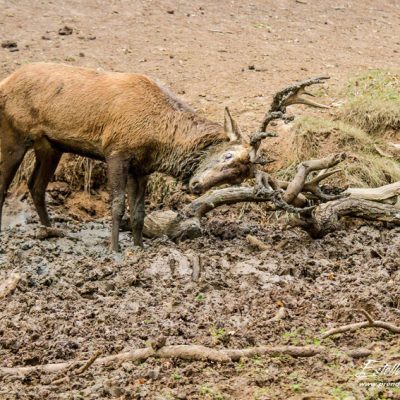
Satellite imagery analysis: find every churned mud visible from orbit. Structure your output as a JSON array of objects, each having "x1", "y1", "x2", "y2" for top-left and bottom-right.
[{"x1": 0, "y1": 197, "x2": 400, "y2": 399}]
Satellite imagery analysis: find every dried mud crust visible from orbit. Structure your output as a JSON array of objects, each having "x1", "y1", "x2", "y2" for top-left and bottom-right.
[{"x1": 0, "y1": 202, "x2": 399, "y2": 399}]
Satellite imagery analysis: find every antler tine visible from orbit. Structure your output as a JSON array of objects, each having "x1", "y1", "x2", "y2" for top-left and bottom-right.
[
  {"x1": 251, "y1": 76, "x2": 330, "y2": 165},
  {"x1": 259, "y1": 76, "x2": 330, "y2": 132},
  {"x1": 249, "y1": 131, "x2": 277, "y2": 164}
]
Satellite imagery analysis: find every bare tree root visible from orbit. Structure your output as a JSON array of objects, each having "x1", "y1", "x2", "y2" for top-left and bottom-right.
[
  {"x1": 0, "y1": 344, "x2": 375, "y2": 377},
  {"x1": 322, "y1": 309, "x2": 400, "y2": 339}
]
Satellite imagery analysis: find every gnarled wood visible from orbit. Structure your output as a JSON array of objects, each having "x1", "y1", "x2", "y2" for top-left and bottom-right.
[
  {"x1": 283, "y1": 153, "x2": 346, "y2": 204},
  {"x1": 304, "y1": 197, "x2": 400, "y2": 238}
]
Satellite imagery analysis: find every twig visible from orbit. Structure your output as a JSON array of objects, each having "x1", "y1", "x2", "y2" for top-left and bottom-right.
[
  {"x1": 322, "y1": 310, "x2": 400, "y2": 339},
  {"x1": 0, "y1": 273, "x2": 21, "y2": 299},
  {"x1": 246, "y1": 234, "x2": 269, "y2": 251},
  {"x1": 75, "y1": 350, "x2": 102, "y2": 375},
  {"x1": 49, "y1": 350, "x2": 102, "y2": 385},
  {"x1": 354, "y1": 308, "x2": 374, "y2": 325},
  {"x1": 190, "y1": 254, "x2": 202, "y2": 282}
]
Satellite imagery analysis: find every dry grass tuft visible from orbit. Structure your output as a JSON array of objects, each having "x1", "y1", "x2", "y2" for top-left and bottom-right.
[
  {"x1": 273, "y1": 69, "x2": 400, "y2": 188},
  {"x1": 340, "y1": 69, "x2": 400, "y2": 134},
  {"x1": 275, "y1": 115, "x2": 400, "y2": 188}
]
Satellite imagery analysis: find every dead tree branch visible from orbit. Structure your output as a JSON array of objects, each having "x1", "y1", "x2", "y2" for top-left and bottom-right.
[
  {"x1": 283, "y1": 153, "x2": 346, "y2": 204},
  {"x1": 0, "y1": 344, "x2": 375, "y2": 377},
  {"x1": 141, "y1": 152, "x2": 399, "y2": 241},
  {"x1": 345, "y1": 181, "x2": 400, "y2": 202},
  {"x1": 322, "y1": 310, "x2": 400, "y2": 339}
]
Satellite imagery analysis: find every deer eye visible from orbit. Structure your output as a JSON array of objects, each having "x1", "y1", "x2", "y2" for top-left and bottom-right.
[{"x1": 224, "y1": 153, "x2": 233, "y2": 161}]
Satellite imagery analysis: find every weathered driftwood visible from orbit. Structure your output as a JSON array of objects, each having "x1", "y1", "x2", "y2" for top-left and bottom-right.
[
  {"x1": 345, "y1": 181, "x2": 400, "y2": 202},
  {"x1": 283, "y1": 153, "x2": 346, "y2": 204},
  {"x1": 142, "y1": 178, "x2": 400, "y2": 240},
  {"x1": 142, "y1": 181, "x2": 310, "y2": 240}
]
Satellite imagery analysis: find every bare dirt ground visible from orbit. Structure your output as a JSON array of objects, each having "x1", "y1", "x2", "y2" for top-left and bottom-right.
[{"x1": 1, "y1": 1, "x2": 400, "y2": 399}]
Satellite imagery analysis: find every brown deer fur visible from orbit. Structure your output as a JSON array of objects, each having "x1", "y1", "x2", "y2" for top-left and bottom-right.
[{"x1": 0, "y1": 63, "x2": 251, "y2": 250}]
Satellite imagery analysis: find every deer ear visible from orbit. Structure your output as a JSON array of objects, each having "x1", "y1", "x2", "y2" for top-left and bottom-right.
[{"x1": 224, "y1": 107, "x2": 243, "y2": 142}]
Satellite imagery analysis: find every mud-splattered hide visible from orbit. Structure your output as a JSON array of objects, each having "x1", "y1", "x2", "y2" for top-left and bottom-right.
[{"x1": 189, "y1": 108, "x2": 252, "y2": 194}]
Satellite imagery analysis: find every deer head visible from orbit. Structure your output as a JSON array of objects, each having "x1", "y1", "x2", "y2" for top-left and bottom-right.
[
  {"x1": 189, "y1": 76, "x2": 330, "y2": 195},
  {"x1": 189, "y1": 108, "x2": 252, "y2": 194}
]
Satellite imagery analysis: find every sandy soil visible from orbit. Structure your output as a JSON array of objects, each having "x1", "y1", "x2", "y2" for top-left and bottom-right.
[{"x1": 1, "y1": 1, "x2": 400, "y2": 399}]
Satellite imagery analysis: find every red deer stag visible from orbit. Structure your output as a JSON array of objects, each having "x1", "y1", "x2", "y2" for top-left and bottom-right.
[{"x1": 0, "y1": 63, "x2": 327, "y2": 251}]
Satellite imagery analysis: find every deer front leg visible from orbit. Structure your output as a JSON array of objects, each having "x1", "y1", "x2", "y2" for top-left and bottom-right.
[
  {"x1": 28, "y1": 138, "x2": 62, "y2": 227},
  {"x1": 127, "y1": 173, "x2": 148, "y2": 247},
  {"x1": 106, "y1": 155, "x2": 129, "y2": 252}
]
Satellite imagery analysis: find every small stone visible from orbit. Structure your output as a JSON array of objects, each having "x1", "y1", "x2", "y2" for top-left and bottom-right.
[
  {"x1": 41, "y1": 35, "x2": 51, "y2": 40},
  {"x1": 147, "y1": 366, "x2": 160, "y2": 380},
  {"x1": 79, "y1": 52, "x2": 85, "y2": 57},
  {"x1": 58, "y1": 26, "x2": 73, "y2": 36},
  {"x1": 248, "y1": 64, "x2": 255, "y2": 70},
  {"x1": 1, "y1": 40, "x2": 17, "y2": 49},
  {"x1": 167, "y1": 10, "x2": 175, "y2": 14}
]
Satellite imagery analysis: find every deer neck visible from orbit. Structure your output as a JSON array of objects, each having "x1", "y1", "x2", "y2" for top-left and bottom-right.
[{"x1": 156, "y1": 112, "x2": 226, "y2": 182}]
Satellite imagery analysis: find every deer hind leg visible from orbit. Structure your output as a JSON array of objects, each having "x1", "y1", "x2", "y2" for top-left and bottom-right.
[
  {"x1": 0, "y1": 125, "x2": 28, "y2": 232},
  {"x1": 28, "y1": 138, "x2": 62, "y2": 227},
  {"x1": 106, "y1": 155, "x2": 130, "y2": 252},
  {"x1": 127, "y1": 173, "x2": 148, "y2": 248}
]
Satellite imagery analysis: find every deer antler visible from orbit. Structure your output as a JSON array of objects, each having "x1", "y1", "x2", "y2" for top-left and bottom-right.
[{"x1": 249, "y1": 76, "x2": 330, "y2": 164}]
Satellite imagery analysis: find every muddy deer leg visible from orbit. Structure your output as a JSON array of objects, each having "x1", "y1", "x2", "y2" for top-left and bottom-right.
[
  {"x1": 28, "y1": 139, "x2": 62, "y2": 227},
  {"x1": 107, "y1": 156, "x2": 129, "y2": 252},
  {"x1": 127, "y1": 174, "x2": 148, "y2": 247},
  {"x1": 0, "y1": 129, "x2": 28, "y2": 232}
]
